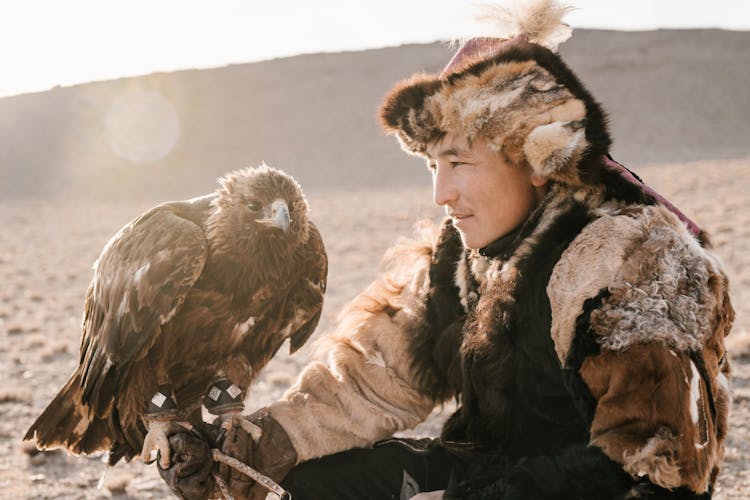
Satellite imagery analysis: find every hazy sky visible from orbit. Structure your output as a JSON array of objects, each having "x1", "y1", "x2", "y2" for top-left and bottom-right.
[{"x1": 2, "y1": 0, "x2": 748, "y2": 98}]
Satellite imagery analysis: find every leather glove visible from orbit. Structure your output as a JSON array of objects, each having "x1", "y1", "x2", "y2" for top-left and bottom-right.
[
  {"x1": 157, "y1": 429, "x2": 218, "y2": 500},
  {"x1": 157, "y1": 409, "x2": 297, "y2": 500},
  {"x1": 225, "y1": 408, "x2": 298, "y2": 500},
  {"x1": 250, "y1": 410, "x2": 298, "y2": 499}
]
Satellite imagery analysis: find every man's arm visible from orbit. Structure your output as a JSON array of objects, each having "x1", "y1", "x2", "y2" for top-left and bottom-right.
[
  {"x1": 159, "y1": 221, "x2": 466, "y2": 499},
  {"x1": 542, "y1": 205, "x2": 732, "y2": 498},
  {"x1": 270, "y1": 220, "x2": 463, "y2": 463}
]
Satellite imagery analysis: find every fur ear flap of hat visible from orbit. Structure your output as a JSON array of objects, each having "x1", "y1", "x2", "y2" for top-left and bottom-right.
[
  {"x1": 380, "y1": 74, "x2": 444, "y2": 155},
  {"x1": 379, "y1": 0, "x2": 611, "y2": 188}
]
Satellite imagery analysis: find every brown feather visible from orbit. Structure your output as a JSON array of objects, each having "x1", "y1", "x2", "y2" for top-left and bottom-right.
[{"x1": 23, "y1": 372, "x2": 112, "y2": 455}]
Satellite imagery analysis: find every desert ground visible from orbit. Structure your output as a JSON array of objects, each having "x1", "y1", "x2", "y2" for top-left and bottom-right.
[{"x1": 1, "y1": 30, "x2": 749, "y2": 499}]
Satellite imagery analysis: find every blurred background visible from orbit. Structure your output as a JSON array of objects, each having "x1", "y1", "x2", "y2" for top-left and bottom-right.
[
  {"x1": 1, "y1": 0, "x2": 749, "y2": 200},
  {"x1": 1, "y1": 1, "x2": 748, "y2": 498}
]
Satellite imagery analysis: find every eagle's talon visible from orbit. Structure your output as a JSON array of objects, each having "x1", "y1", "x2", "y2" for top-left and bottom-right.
[
  {"x1": 239, "y1": 418, "x2": 263, "y2": 443},
  {"x1": 140, "y1": 420, "x2": 174, "y2": 468},
  {"x1": 176, "y1": 420, "x2": 195, "y2": 433},
  {"x1": 218, "y1": 412, "x2": 263, "y2": 443},
  {"x1": 219, "y1": 414, "x2": 234, "y2": 432}
]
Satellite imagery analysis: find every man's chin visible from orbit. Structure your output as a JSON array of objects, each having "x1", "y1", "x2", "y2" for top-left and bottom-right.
[
  {"x1": 452, "y1": 218, "x2": 495, "y2": 249},
  {"x1": 456, "y1": 230, "x2": 481, "y2": 250}
]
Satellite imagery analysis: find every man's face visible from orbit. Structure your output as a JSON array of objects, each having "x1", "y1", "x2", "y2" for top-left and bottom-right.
[{"x1": 426, "y1": 133, "x2": 547, "y2": 249}]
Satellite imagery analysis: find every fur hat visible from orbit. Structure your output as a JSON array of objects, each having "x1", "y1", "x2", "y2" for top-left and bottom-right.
[{"x1": 379, "y1": 0, "x2": 611, "y2": 187}]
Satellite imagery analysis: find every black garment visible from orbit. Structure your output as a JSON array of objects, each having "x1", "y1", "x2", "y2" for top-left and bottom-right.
[
  {"x1": 437, "y1": 205, "x2": 593, "y2": 461},
  {"x1": 280, "y1": 437, "x2": 708, "y2": 500},
  {"x1": 281, "y1": 438, "x2": 463, "y2": 500}
]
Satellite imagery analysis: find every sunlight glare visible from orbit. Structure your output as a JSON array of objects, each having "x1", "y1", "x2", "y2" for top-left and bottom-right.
[
  {"x1": 104, "y1": 89, "x2": 180, "y2": 164},
  {"x1": 0, "y1": 0, "x2": 748, "y2": 98}
]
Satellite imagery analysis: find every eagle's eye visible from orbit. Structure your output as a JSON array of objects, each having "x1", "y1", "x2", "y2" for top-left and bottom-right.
[{"x1": 248, "y1": 201, "x2": 261, "y2": 212}]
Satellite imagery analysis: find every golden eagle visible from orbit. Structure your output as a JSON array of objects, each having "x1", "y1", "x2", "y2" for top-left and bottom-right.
[{"x1": 24, "y1": 165, "x2": 327, "y2": 467}]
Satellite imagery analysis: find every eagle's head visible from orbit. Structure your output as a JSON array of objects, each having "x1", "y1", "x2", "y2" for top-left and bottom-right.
[{"x1": 207, "y1": 165, "x2": 311, "y2": 260}]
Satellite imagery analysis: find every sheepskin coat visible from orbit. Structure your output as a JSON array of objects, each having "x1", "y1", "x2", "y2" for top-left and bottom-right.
[{"x1": 265, "y1": 160, "x2": 733, "y2": 498}]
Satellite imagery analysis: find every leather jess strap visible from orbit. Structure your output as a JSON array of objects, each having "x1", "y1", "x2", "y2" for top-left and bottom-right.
[{"x1": 603, "y1": 155, "x2": 701, "y2": 238}]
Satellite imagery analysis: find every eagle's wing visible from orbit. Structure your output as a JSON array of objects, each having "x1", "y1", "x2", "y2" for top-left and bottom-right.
[
  {"x1": 288, "y1": 220, "x2": 328, "y2": 353},
  {"x1": 79, "y1": 205, "x2": 208, "y2": 414}
]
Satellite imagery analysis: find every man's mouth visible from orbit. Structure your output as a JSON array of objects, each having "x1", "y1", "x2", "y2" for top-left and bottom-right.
[{"x1": 450, "y1": 214, "x2": 473, "y2": 227}]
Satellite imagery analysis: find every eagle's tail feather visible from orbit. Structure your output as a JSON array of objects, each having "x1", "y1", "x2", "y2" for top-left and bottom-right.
[
  {"x1": 24, "y1": 372, "x2": 112, "y2": 456},
  {"x1": 108, "y1": 442, "x2": 136, "y2": 466},
  {"x1": 105, "y1": 405, "x2": 142, "y2": 465}
]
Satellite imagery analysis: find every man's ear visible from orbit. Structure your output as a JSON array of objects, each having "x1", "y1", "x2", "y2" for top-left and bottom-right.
[{"x1": 531, "y1": 172, "x2": 549, "y2": 187}]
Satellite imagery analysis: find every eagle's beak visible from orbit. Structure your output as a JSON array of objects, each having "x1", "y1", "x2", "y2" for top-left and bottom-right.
[{"x1": 270, "y1": 199, "x2": 290, "y2": 234}]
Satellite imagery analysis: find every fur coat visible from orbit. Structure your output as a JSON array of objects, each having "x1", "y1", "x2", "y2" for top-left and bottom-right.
[
  {"x1": 266, "y1": 162, "x2": 733, "y2": 498},
  {"x1": 264, "y1": 4, "x2": 733, "y2": 498}
]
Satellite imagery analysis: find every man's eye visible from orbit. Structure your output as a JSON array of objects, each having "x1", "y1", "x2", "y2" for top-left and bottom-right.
[
  {"x1": 427, "y1": 163, "x2": 437, "y2": 172},
  {"x1": 450, "y1": 161, "x2": 464, "y2": 168}
]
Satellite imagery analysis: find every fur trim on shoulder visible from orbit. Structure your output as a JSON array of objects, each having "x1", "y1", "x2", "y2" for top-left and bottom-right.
[
  {"x1": 591, "y1": 206, "x2": 715, "y2": 353},
  {"x1": 549, "y1": 203, "x2": 726, "y2": 362}
]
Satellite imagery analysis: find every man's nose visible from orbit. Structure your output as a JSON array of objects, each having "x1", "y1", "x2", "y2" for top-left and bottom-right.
[{"x1": 432, "y1": 166, "x2": 457, "y2": 207}]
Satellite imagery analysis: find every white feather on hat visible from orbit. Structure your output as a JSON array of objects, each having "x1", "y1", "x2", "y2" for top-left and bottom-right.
[{"x1": 465, "y1": 0, "x2": 575, "y2": 51}]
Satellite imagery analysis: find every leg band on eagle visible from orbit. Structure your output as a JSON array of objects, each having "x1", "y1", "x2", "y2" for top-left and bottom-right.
[
  {"x1": 145, "y1": 384, "x2": 179, "y2": 420},
  {"x1": 141, "y1": 385, "x2": 181, "y2": 468},
  {"x1": 203, "y1": 377, "x2": 246, "y2": 415}
]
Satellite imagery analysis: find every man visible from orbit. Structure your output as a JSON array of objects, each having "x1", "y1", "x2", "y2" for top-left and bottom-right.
[{"x1": 160, "y1": 2, "x2": 734, "y2": 498}]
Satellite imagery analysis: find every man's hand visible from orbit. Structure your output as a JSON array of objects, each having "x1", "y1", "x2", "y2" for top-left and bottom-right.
[
  {"x1": 215, "y1": 413, "x2": 256, "y2": 498},
  {"x1": 157, "y1": 431, "x2": 218, "y2": 500},
  {"x1": 243, "y1": 409, "x2": 298, "y2": 499},
  {"x1": 157, "y1": 408, "x2": 297, "y2": 500}
]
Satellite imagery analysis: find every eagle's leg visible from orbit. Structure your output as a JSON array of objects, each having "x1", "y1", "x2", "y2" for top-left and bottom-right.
[
  {"x1": 203, "y1": 378, "x2": 263, "y2": 442},
  {"x1": 140, "y1": 384, "x2": 180, "y2": 468}
]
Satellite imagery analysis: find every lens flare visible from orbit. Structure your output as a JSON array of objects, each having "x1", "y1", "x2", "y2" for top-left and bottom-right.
[{"x1": 105, "y1": 88, "x2": 180, "y2": 164}]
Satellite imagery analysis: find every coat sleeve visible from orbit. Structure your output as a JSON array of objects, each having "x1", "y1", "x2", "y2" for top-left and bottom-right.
[
  {"x1": 540, "y1": 204, "x2": 734, "y2": 498},
  {"x1": 268, "y1": 221, "x2": 464, "y2": 463}
]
